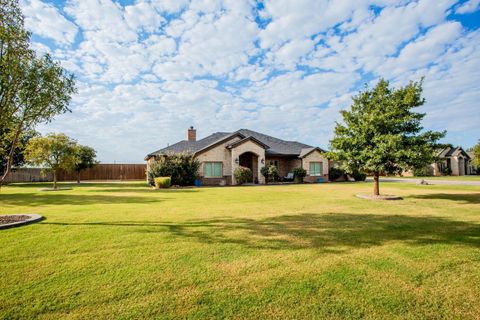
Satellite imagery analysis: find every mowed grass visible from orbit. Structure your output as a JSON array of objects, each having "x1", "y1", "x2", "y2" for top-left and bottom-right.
[
  {"x1": 395, "y1": 175, "x2": 480, "y2": 181},
  {"x1": 0, "y1": 181, "x2": 479, "y2": 319}
]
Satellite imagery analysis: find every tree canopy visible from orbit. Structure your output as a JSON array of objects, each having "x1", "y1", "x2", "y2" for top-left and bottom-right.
[
  {"x1": 0, "y1": 0, "x2": 76, "y2": 186},
  {"x1": 473, "y1": 140, "x2": 480, "y2": 167},
  {"x1": 73, "y1": 145, "x2": 98, "y2": 183},
  {"x1": 329, "y1": 78, "x2": 445, "y2": 195},
  {"x1": 24, "y1": 133, "x2": 78, "y2": 189}
]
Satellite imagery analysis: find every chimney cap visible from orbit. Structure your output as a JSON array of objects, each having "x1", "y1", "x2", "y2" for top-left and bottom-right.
[{"x1": 189, "y1": 126, "x2": 194, "y2": 130}]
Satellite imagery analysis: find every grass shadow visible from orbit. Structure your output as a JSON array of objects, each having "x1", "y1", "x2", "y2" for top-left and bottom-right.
[
  {"x1": 42, "y1": 213, "x2": 480, "y2": 252},
  {"x1": 411, "y1": 193, "x2": 480, "y2": 204},
  {"x1": 0, "y1": 193, "x2": 164, "y2": 206},
  {"x1": 89, "y1": 188, "x2": 199, "y2": 193}
]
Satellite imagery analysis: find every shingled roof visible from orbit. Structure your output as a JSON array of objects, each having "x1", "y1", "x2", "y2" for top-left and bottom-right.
[
  {"x1": 146, "y1": 129, "x2": 324, "y2": 158},
  {"x1": 437, "y1": 146, "x2": 471, "y2": 159}
]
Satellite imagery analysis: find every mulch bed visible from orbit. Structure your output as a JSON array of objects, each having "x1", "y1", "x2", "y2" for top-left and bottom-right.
[
  {"x1": 356, "y1": 194, "x2": 402, "y2": 200},
  {"x1": 0, "y1": 215, "x2": 31, "y2": 225}
]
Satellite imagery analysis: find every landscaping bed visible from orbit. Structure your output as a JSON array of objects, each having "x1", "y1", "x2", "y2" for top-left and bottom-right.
[
  {"x1": 0, "y1": 214, "x2": 44, "y2": 230},
  {"x1": 0, "y1": 215, "x2": 30, "y2": 224}
]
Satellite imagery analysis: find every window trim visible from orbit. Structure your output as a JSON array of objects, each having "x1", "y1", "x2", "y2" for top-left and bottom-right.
[
  {"x1": 309, "y1": 161, "x2": 323, "y2": 176},
  {"x1": 204, "y1": 162, "x2": 223, "y2": 178}
]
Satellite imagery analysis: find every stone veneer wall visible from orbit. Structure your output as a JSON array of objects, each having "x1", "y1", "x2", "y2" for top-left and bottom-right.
[
  {"x1": 230, "y1": 140, "x2": 266, "y2": 185},
  {"x1": 195, "y1": 136, "x2": 242, "y2": 185},
  {"x1": 302, "y1": 150, "x2": 329, "y2": 182}
]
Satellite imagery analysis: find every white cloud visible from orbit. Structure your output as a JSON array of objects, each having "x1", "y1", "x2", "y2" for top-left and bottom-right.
[
  {"x1": 124, "y1": 1, "x2": 165, "y2": 32},
  {"x1": 21, "y1": 0, "x2": 78, "y2": 45},
  {"x1": 21, "y1": 0, "x2": 480, "y2": 161},
  {"x1": 455, "y1": 0, "x2": 480, "y2": 14}
]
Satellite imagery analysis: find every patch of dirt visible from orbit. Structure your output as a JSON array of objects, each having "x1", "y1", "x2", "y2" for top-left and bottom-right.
[{"x1": 0, "y1": 215, "x2": 30, "y2": 225}]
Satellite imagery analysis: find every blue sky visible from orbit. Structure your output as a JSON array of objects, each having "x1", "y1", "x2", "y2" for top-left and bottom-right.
[{"x1": 20, "y1": 0, "x2": 480, "y2": 162}]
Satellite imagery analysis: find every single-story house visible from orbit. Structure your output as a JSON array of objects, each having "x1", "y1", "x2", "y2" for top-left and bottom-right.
[
  {"x1": 145, "y1": 127, "x2": 330, "y2": 185},
  {"x1": 430, "y1": 146, "x2": 473, "y2": 176}
]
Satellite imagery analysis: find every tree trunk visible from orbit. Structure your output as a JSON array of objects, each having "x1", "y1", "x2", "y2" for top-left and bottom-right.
[
  {"x1": 77, "y1": 171, "x2": 80, "y2": 184},
  {"x1": 373, "y1": 172, "x2": 380, "y2": 196},
  {"x1": 0, "y1": 123, "x2": 23, "y2": 190},
  {"x1": 53, "y1": 171, "x2": 57, "y2": 189}
]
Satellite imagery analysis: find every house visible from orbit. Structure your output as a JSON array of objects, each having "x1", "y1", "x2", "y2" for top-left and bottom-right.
[
  {"x1": 145, "y1": 127, "x2": 330, "y2": 185},
  {"x1": 429, "y1": 146, "x2": 473, "y2": 176}
]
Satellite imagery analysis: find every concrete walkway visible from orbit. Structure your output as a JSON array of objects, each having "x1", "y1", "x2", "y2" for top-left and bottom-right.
[{"x1": 366, "y1": 177, "x2": 480, "y2": 186}]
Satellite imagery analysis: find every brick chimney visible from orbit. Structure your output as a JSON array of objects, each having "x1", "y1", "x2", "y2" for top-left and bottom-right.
[{"x1": 187, "y1": 126, "x2": 196, "y2": 142}]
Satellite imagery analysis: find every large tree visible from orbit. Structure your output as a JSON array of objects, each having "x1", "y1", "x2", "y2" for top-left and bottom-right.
[
  {"x1": 329, "y1": 79, "x2": 445, "y2": 196},
  {"x1": 73, "y1": 145, "x2": 98, "y2": 183},
  {"x1": 472, "y1": 140, "x2": 480, "y2": 167},
  {"x1": 0, "y1": 0, "x2": 76, "y2": 187},
  {"x1": 24, "y1": 133, "x2": 78, "y2": 189}
]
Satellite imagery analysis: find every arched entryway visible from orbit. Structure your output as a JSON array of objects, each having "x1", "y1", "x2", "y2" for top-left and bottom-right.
[{"x1": 239, "y1": 152, "x2": 259, "y2": 183}]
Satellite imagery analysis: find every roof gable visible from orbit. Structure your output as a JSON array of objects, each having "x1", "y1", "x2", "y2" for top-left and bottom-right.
[
  {"x1": 299, "y1": 147, "x2": 325, "y2": 158},
  {"x1": 146, "y1": 128, "x2": 325, "y2": 158},
  {"x1": 226, "y1": 136, "x2": 270, "y2": 150}
]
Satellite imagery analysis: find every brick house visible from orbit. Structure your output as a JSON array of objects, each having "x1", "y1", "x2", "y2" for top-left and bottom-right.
[{"x1": 145, "y1": 127, "x2": 330, "y2": 185}]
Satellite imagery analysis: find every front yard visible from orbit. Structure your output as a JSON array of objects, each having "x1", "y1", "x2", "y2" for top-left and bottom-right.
[
  {"x1": 396, "y1": 175, "x2": 480, "y2": 181},
  {"x1": 1, "y1": 182, "x2": 479, "y2": 319}
]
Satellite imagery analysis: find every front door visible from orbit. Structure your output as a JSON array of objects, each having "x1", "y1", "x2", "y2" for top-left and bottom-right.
[{"x1": 238, "y1": 152, "x2": 257, "y2": 182}]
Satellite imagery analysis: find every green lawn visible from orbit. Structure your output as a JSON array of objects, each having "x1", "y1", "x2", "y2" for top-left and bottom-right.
[
  {"x1": 1, "y1": 181, "x2": 479, "y2": 319},
  {"x1": 394, "y1": 175, "x2": 480, "y2": 181}
]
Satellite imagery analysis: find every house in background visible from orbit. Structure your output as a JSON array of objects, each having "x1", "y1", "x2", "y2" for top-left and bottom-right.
[
  {"x1": 430, "y1": 146, "x2": 473, "y2": 176},
  {"x1": 145, "y1": 127, "x2": 330, "y2": 185}
]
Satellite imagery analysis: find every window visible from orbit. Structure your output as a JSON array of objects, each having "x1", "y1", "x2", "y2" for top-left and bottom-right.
[
  {"x1": 268, "y1": 160, "x2": 279, "y2": 168},
  {"x1": 204, "y1": 162, "x2": 223, "y2": 178},
  {"x1": 309, "y1": 162, "x2": 323, "y2": 176}
]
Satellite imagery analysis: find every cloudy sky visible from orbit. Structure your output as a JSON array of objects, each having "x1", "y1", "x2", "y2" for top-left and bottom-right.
[{"x1": 21, "y1": 0, "x2": 480, "y2": 162}]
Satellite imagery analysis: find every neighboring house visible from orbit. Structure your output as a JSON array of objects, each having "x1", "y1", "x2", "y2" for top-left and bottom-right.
[
  {"x1": 430, "y1": 146, "x2": 473, "y2": 176},
  {"x1": 145, "y1": 127, "x2": 330, "y2": 185}
]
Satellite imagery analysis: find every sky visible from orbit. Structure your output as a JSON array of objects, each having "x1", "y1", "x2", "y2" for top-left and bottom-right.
[{"x1": 20, "y1": 0, "x2": 480, "y2": 163}]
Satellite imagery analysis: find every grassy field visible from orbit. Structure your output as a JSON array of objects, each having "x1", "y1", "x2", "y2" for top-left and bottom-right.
[
  {"x1": 393, "y1": 175, "x2": 480, "y2": 181},
  {"x1": 1, "y1": 181, "x2": 479, "y2": 319}
]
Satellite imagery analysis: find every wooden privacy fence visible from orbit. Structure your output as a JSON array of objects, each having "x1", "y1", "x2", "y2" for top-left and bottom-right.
[
  {"x1": 4, "y1": 168, "x2": 53, "y2": 183},
  {"x1": 5, "y1": 164, "x2": 146, "y2": 183}
]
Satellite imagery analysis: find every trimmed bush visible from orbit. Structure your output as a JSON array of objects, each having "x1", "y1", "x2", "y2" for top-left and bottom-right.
[
  {"x1": 148, "y1": 153, "x2": 200, "y2": 186},
  {"x1": 293, "y1": 167, "x2": 307, "y2": 183},
  {"x1": 261, "y1": 165, "x2": 279, "y2": 183},
  {"x1": 154, "y1": 177, "x2": 171, "y2": 189},
  {"x1": 329, "y1": 167, "x2": 346, "y2": 181},
  {"x1": 234, "y1": 166, "x2": 253, "y2": 185}
]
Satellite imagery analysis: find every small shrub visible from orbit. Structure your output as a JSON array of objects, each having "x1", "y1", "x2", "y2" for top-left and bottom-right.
[
  {"x1": 412, "y1": 166, "x2": 432, "y2": 177},
  {"x1": 234, "y1": 166, "x2": 253, "y2": 185},
  {"x1": 293, "y1": 167, "x2": 307, "y2": 183},
  {"x1": 329, "y1": 167, "x2": 346, "y2": 181},
  {"x1": 261, "y1": 165, "x2": 279, "y2": 182},
  {"x1": 351, "y1": 170, "x2": 367, "y2": 181},
  {"x1": 441, "y1": 166, "x2": 452, "y2": 176},
  {"x1": 154, "y1": 177, "x2": 171, "y2": 189}
]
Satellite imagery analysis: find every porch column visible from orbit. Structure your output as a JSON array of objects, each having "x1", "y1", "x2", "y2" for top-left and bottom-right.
[
  {"x1": 231, "y1": 148, "x2": 239, "y2": 185},
  {"x1": 257, "y1": 152, "x2": 265, "y2": 184}
]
